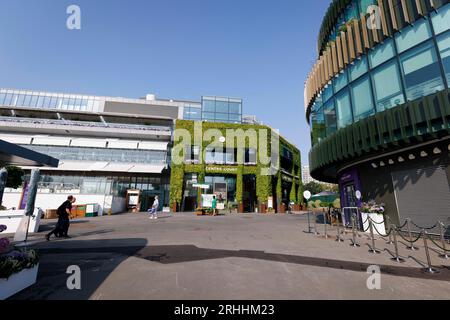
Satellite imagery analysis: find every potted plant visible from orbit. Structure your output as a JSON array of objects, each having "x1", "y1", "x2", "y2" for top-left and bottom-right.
[
  {"x1": 0, "y1": 225, "x2": 40, "y2": 300},
  {"x1": 360, "y1": 200, "x2": 386, "y2": 235}
]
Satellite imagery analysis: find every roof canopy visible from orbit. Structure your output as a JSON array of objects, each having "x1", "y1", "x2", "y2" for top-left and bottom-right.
[{"x1": 0, "y1": 139, "x2": 59, "y2": 167}]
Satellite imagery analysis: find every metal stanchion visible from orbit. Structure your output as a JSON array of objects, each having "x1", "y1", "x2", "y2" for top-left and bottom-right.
[
  {"x1": 323, "y1": 212, "x2": 328, "y2": 239},
  {"x1": 368, "y1": 219, "x2": 381, "y2": 254},
  {"x1": 336, "y1": 220, "x2": 344, "y2": 243},
  {"x1": 438, "y1": 222, "x2": 449, "y2": 260},
  {"x1": 313, "y1": 211, "x2": 319, "y2": 236},
  {"x1": 390, "y1": 226, "x2": 405, "y2": 263},
  {"x1": 304, "y1": 210, "x2": 313, "y2": 234},
  {"x1": 385, "y1": 216, "x2": 394, "y2": 245},
  {"x1": 350, "y1": 214, "x2": 360, "y2": 247},
  {"x1": 422, "y1": 230, "x2": 440, "y2": 274},
  {"x1": 406, "y1": 218, "x2": 419, "y2": 251}
]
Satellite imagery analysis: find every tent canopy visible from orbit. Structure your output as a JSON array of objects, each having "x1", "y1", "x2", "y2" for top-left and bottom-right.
[{"x1": 0, "y1": 139, "x2": 59, "y2": 167}]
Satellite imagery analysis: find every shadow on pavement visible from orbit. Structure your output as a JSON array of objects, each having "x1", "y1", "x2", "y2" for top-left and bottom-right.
[{"x1": 9, "y1": 238, "x2": 148, "y2": 300}]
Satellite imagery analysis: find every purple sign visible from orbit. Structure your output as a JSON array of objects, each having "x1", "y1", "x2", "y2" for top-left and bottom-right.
[{"x1": 19, "y1": 182, "x2": 29, "y2": 210}]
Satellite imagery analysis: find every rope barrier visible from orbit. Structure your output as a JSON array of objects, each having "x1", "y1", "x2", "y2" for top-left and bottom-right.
[
  {"x1": 410, "y1": 220, "x2": 438, "y2": 231},
  {"x1": 397, "y1": 230, "x2": 422, "y2": 244},
  {"x1": 428, "y1": 235, "x2": 449, "y2": 252}
]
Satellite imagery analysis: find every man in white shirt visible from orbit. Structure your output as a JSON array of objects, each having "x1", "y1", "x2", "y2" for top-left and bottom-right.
[{"x1": 148, "y1": 196, "x2": 159, "y2": 220}]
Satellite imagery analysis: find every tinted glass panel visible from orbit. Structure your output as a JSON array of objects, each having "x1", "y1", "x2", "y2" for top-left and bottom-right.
[
  {"x1": 431, "y1": 3, "x2": 450, "y2": 35},
  {"x1": 400, "y1": 41, "x2": 445, "y2": 101},
  {"x1": 351, "y1": 76, "x2": 375, "y2": 121},
  {"x1": 335, "y1": 89, "x2": 353, "y2": 128},
  {"x1": 372, "y1": 61, "x2": 405, "y2": 111},
  {"x1": 215, "y1": 101, "x2": 229, "y2": 113},
  {"x1": 203, "y1": 100, "x2": 215, "y2": 112},
  {"x1": 349, "y1": 57, "x2": 368, "y2": 81},
  {"x1": 229, "y1": 102, "x2": 241, "y2": 114},
  {"x1": 395, "y1": 19, "x2": 432, "y2": 53},
  {"x1": 324, "y1": 100, "x2": 337, "y2": 136},
  {"x1": 333, "y1": 71, "x2": 348, "y2": 93},
  {"x1": 437, "y1": 32, "x2": 450, "y2": 87},
  {"x1": 322, "y1": 85, "x2": 333, "y2": 102},
  {"x1": 369, "y1": 39, "x2": 395, "y2": 68}
]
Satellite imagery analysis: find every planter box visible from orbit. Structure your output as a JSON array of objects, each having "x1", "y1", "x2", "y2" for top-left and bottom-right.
[
  {"x1": 361, "y1": 212, "x2": 386, "y2": 235},
  {"x1": 0, "y1": 264, "x2": 39, "y2": 300}
]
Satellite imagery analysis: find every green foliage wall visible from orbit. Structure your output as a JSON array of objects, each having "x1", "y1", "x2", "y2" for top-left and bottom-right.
[{"x1": 169, "y1": 120, "x2": 302, "y2": 208}]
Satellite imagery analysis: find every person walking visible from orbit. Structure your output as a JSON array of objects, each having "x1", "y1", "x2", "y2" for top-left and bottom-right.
[
  {"x1": 148, "y1": 196, "x2": 159, "y2": 220},
  {"x1": 46, "y1": 195, "x2": 76, "y2": 241},
  {"x1": 212, "y1": 195, "x2": 217, "y2": 216}
]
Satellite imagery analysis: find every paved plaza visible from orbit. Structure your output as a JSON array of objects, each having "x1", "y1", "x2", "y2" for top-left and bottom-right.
[{"x1": 10, "y1": 212, "x2": 450, "y2": 300}]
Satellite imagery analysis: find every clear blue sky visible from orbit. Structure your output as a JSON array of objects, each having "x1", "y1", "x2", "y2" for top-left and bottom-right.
[{"x1": 0, "y1": 0, "x2": 331, "y2": 165}]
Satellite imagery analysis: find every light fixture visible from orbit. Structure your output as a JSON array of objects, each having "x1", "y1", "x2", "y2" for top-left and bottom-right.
[
  {"x1": 420, "y1": 151, "x2": 428, "y2": 158},
  {"x1": 371, "y1": 163, "x2": 378, "y2": 168},
  {"x1": 398, "y1": 156, "x2": 405, "y2": 162},
  {"x1": 380, "y1": 161, "x2": 386, "y2": 167},
  {"x1": 433, "y1": 147, "x2": 442, "y2": 154},
  {"x1": 389, "y1": 159, "x2": 394, "y2": 165},
  {"x1": 409, "y1": 154, "x2": 416, "y2": 160}
]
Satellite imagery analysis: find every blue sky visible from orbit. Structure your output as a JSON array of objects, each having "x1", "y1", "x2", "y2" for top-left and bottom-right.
[{"x1": 0, "y1": 0, "x2": 331, "y2": 165}]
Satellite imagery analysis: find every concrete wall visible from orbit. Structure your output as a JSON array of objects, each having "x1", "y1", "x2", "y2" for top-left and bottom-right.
[{"x1": 2, "y1": 192, "x2": 127, "y2": 216}]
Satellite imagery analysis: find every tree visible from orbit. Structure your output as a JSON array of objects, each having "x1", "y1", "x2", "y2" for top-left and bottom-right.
[
  {"x1": 303, "y1": 181, "x2": 323, "y2": 196},
  {"x1": 5, "y1": 166, "x2": 24, "y2": 189}
]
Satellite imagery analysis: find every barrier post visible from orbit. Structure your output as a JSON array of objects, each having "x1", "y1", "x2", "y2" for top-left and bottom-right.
[
  {"x1": 350, "y1": 214, "x2": 360, "y2": 247},
  {"x1": 323, "y1": 212, "x2": 328, "y2": 239},
  {"x1": 385, "y1": 216, "x2": 394, "y2": 245},
  {"x1": 368, "y1": 219, "x2": 381, "y2": 254},
  {"x1": 422, "y1": 230, "x2": 440, "y2": 274},
  {"x1": 438, "y1": 222, "x2": 449, "y2": 260},
  {"x1": 336, "y1": 221, "x2": 344, "y2": 243},
  {"x1": 304, "y1": 210, "x2": 313, "y2": 234},
  {"x1": 406, "y1": 218, "x2": 419, "y2": 251},
  {"x1": 313, "y1": 211, "x2": 319, "y2": 236},
  {"x1": 390, "y1": 226, "x2": 405, "y2": 263}
]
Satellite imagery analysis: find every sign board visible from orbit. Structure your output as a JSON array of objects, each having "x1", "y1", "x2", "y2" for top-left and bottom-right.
[
  {"x1": 206, "y1": 166, "x2": 238, "y2": 174},
  {"x1": 201, "y1": 194, "x2": 215, "y2": 208},
  {"x1": 303, "y1": 190, "x2": 312, "y2": 200},
  {"x1": 268, "y1": 196, "x2": 273, "y2": 209},
  {"x1": 193, "y1": 184, "x2": 210, "y2": 190},
  {"x1": 213, "y1": 182, "x2": 227, "y2": 202}
]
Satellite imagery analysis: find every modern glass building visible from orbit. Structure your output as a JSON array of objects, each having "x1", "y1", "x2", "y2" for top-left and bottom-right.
[
  {"x1": 305, "y1": 0, "x2": 450, "y2": 226},
  {"x1": 182, "y1": 96, "x2": 243, "y2": 124}
]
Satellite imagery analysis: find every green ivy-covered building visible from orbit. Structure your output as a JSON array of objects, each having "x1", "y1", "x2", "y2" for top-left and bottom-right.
[{"x1": 169, "y1": 120, "x2": 302, "y2": 213}]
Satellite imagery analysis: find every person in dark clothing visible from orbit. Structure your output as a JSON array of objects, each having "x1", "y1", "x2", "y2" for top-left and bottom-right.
[{"x1": 46, "y1": 196, "x2": 76, "y2": 241}]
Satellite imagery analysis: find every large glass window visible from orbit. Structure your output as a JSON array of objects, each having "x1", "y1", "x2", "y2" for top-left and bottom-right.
[
  {"x1": 431, "y1": 3, "x2": 450, "y2": 35},
  {"x1": 400, "y1": 41, "x2": 445, "y2": 101},
  {"x1": 437, "y1": 32, "x2": 450, "y2": 87},
  {"x1": 369, "y1": 39, "x2": 395, "y2": 68},
  {"x1": 358, "y1": 0, "x2": 377, "y2": 14},
  {"x1": 322, "y1": 84, "x2": 333, "y2": 102},
  {"x1": 395, "y1": 19, "x2": 432, "y2": 53},
  {"x1": 349, "y1": 57, "x2": 368, "y2": 81},
  {"x1": 324, "y1": 100, "x2": 337, "y2": 136},
  {"x1": 215, "y1": 100, "x2": 229, "y2": 113},
  {"x1": 333, "y1": 71, "x2": 348, "y2": 93},
  {"x1": 335, "y1": 89, "x2": 353, "y2": 128},
  {"x1": 203, "y1": 100, "x2": 215, "y2": 112},
  {"x1": 351, "y1": 76, "x2": 375, "y2": 121},
  {"x1": 311, "y1": 106, "x2": 325, "y2": 146},
  {"x1": 229, "y1": 102, "x2": 241, "y2": 114},
  {"x1": 372, "y1": 61, "x2": 405, "y2": 111}
]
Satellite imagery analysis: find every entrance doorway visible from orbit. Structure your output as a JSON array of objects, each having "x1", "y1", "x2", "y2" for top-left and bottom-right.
[
  {"x1": 243, "y1": 175, "x2": 257, "y2": 213},
  {"x1": 140, "y1": 191, "x2": 162, "y2": 212}
]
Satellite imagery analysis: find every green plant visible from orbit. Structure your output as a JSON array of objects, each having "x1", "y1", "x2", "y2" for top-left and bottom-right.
[{"x1": 5, "y1": 166, "x2": 24, "y2": 189}]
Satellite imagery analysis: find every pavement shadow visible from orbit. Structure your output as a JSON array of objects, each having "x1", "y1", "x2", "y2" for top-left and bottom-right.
[
  {"x1": 9, "y1": 238, "x2": 148, "y2": 300},
  {"x1": 133, "y1": 245, "x2": 450, "y2": 282}
]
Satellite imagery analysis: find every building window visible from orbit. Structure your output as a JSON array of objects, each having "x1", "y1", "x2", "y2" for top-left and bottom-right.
[
  {"x1": 203, "y1": 100, "x2": 215, "y2": 112},
  {"x1": 437, "y1": 32, "x2": 450, "y2": 88},
  {"x1": 369, "y1": 38, "x2": 395, "y2": 68},
  {"x1": 335, "y1": 89, "x2": 353, "y2": 129},
  {"x1": 431, "y1": 3, "x2": 450, "y2": 36},
  {"x1": 333, "y1": 71, "x2": 348, "y2": 93},
  {"x1": 399, "y1": 41, "x2": 445, "y2": 101},
  {"x1": 395, "y1": 19, "x2": 432, "y2": 53},
  {"x1": 350, "y1": 75, "x2": 375, "y2": 122},
  {"x1": 215, "y1": 100, "x2": 229, "y2": 113},
  {"x1": 322, "y1": 84, "x2": 333, "y2": 102},
  {"x1": 324, "y1": 100, "x2": 337, "y2": 136},
  {"x1": 349, "y1": 57, "x2": 368, "y2": 81},
  {"x1": 229, "y1": 102, "x2": 241, "y2": 114},
  {"x1": 372, "y1": 60, "x2": 405, "y2": 111}
]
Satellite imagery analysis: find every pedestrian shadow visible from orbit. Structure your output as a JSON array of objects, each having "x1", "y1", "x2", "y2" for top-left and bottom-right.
[
  {"x1": 8, "y1": 238, "x2": 148, "y2": 300},
  {"x1": 133, "y1": 245, "x2": 450, "y2": 282}
]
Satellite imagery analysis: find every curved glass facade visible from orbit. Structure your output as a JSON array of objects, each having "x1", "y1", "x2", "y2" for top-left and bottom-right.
[{"x1": 310, "y1": 4, "x2": 450, "y2": 146}]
